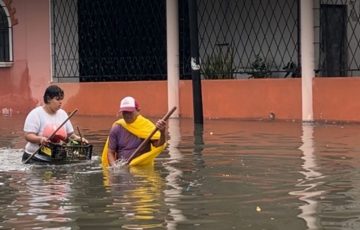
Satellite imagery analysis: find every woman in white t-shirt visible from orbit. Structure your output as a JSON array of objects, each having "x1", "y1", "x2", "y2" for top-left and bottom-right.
[{"x1": 22, "y1": 85, "x2": 87, "y2": 164}]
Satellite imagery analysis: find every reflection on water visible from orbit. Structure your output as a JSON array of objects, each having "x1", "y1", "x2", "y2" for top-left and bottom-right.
[
  {"x1": 2, "y1": 115, "x2": 360, "y2": 229},
  {"x1": 104, "y1": 165, "x2": 166, "y2": 229},
  {"x1": 289, "y1": 123, "x2": 324, "y2": 230},
  {"x1": 164, "y1": 118, "x2": 186, "y2": 229}
]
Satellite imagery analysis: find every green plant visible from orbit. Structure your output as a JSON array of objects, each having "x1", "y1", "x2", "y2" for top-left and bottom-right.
[
  {"x1": 283, "y1": 61, "x2": 300, "y2": 78},
  {"x1": 250, "y1": 54, "x2": 270, "y2": 78},
  {"x1": 202, "y1": 45, "x2": 236, "y2": 79}
]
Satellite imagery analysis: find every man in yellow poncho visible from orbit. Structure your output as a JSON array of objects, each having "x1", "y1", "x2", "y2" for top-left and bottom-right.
[{"x1": 102, "y1": 96, "x2": 167, "y2": 167}]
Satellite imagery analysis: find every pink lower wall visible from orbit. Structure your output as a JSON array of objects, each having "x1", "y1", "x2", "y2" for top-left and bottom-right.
[
  {"x1": 0, "y1": 0, "x2": 50, "y2": 114},
  {"x1": 1, "y1": 0, "x2": 360, "y2": 122}
]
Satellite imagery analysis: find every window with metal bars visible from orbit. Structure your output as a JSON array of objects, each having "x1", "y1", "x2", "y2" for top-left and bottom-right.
[
  {"x1": 0, "y1": 4, "x2": 12, "y2": 67},
  {"x1": 51, "y1": 0, "x2": 300, "y2": 81},
  {"x1": 197, "y1": 0, "x2": 300, "y2": 79},
  {"x1": 51, "y1": 0, "x2": 360, "y2": 82},
  {"x1": 52, "y1": 0, "x2": 176, "y2": 82}
]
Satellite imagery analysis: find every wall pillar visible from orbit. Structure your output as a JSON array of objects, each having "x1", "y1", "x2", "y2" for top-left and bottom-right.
[
  {"x1": 300, "y1": 0, "x2": 315, "y2": 121},
  {"x1": 166, "y1": 0, "x2": 180, "y2": 117}
]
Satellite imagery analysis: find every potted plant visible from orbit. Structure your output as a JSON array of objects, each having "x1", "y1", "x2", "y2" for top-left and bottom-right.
[
  {"x1": 249, "y1": 54, "x2": 271, "y2": 78},
  {"x1": 202, "y1": 43, "x2": 236, "y2": 79}
]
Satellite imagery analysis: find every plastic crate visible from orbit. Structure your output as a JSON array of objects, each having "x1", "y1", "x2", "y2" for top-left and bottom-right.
[{"x1": 41, "y1": 142, "x2": 93, "y2": 162}]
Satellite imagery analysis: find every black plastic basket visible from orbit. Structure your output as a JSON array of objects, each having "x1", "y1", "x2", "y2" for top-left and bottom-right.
[{"x1": 43, "y1": 142, "x2": 93, "y2": 162}]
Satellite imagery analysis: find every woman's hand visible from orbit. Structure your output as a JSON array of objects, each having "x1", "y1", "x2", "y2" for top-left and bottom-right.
[
  {"x1": 79, "y1": 137, "x2": 89, "y2": 144},
  {"x1": 69, "y1": 133, "x2": 89, "y2": 144},
  {"x1": 75, "y1": 135, "x2": 88, "y2": 144},
  {"x1": 39, "y1": 136, "x2": 49, "y2": 145}
]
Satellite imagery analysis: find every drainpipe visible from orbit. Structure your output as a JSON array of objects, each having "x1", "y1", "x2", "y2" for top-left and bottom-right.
[
  {"x1": 300, "y1": 0, "x2": 315, "y2": 122},
  {"x1": 166, "y1": 0, "x2": 180, "y2": 118}
]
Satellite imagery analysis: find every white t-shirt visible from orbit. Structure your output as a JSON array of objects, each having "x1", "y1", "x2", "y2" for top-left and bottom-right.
[{"x1": 23, "y1": 106, "x2": 74, "y2": 154}]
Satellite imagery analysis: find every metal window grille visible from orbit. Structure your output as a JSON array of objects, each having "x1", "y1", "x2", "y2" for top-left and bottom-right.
[
  {"x1": 0, "y1": 6, "x2": 10, "y2": 62},
  {"x1": 197, "y1": 0, "x2": 300, "y2": 79},
  {"x1": 51, "y1": 0, "x2": 300, "y2": 81},
  {"x1": 52, "y1": 0, "x2": 360, "y2": 82},
  {"x1": 51, "y1": 0, "x2": 170, "y2": 82}
]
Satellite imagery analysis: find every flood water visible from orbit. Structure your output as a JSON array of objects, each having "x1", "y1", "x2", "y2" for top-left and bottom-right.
[{"x1": 1, "y1": 114, "x2": 360, "y2": 229}]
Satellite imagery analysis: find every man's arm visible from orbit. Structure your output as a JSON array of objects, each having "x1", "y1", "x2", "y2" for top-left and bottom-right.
[
  {"x1": 107, "y1": 148, "x2": 117, "y2": 166},
  {"x1": 151, "y1": 119, "x2": 167, "y2": 147}
]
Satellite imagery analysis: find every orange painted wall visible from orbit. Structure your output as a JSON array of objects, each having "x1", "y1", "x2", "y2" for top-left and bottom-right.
[
  {"x1": 57, "y1": 79, "x2": 302, "y2": 120},
  {"x1": 313, "y1": 77, "x2": 360, "y2": 122},
  {"x1": 58, "y1": 82, "x2": 169, "y2": 118},
  {"x1": 200, "y1": 79, "x2": 301, "y2": 120}
]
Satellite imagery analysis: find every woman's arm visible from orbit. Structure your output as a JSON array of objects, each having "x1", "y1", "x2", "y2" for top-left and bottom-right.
[{"x1": 25, "y1": 132, "x2": 48, "y2": 145}]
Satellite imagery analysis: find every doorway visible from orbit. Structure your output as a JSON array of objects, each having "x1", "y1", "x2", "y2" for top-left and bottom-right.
[{"x1": 320, "y1": 4, "x2": 347, "y2": 77}]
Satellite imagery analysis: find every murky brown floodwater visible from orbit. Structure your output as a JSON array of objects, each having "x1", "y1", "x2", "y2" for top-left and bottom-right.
[{"x1": 1, "y1": 114, "x2": 360, "y2": 229}]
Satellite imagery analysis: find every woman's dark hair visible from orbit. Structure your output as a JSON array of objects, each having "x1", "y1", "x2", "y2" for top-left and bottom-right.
[{"x1": 43, "y1": 85, "x2": 64, "y2": 103}]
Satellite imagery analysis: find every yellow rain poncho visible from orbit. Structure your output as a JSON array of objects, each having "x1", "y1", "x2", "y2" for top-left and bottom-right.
[{"x1": 101, "y1": 115, "x2": 166, "y2": 168}]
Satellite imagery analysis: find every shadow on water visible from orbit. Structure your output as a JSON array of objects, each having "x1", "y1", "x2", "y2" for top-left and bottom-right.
[{"x1": 2, "y1": 115, "x2": 360, "y2": 229}]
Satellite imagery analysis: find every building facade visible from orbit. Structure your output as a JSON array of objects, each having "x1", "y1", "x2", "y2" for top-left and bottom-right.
[{"x1": 1, "y1": 0, "x2": 360, "y2": 122}]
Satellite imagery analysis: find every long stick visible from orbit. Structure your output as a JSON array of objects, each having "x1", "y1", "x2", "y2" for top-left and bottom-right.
[
  {"x1": 125, "y1": 106, "x2": 177, "y2": 165},
  {"x1": 23, "y1": 109, "x2": 78, "y2": 164},
  {"x1": 77, "y1": 126, "x2": 83, "y2": 146}
]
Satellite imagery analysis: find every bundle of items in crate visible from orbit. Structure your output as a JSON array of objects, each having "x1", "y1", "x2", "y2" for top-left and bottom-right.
[{"x1": 40, "y1": 141, "x2": 92, "y2": 163}]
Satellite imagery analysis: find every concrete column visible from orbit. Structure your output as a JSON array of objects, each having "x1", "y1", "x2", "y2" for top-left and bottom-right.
[
  {"x1": 300, "y1": 0, "x2": 315, "y2": 121},
  {"x1": 166, "y1": 0, "x2": 180, "y2": 117}
]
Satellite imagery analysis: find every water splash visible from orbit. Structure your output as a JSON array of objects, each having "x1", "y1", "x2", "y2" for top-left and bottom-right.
[{"x1": 0, "y1": 148, "x2": 31, "y2": 172}]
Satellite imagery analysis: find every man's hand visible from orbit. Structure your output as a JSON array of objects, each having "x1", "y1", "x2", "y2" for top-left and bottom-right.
[{"x1": 156, "y1": 119, "x2": 167, "y2": 132}]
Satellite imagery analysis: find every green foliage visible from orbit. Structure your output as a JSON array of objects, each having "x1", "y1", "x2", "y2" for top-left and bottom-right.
[
  {"x1": 250, "y1": 54, "x2": 271, "y2": 78},
  {"x1": 202, "y1": 46, "x2": 236, "y2": 79}
]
